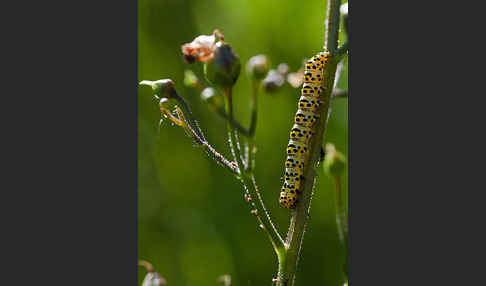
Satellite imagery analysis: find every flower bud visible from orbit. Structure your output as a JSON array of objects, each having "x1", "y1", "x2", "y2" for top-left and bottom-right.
[
  {"x1": 323, "y1": 143, "x2": 346, "y2": 177},
  {"x1": 141, "y1": 272, "x2": 166, "y2": 286},
  {"x1": 217, "y1": 274, "x2": 231, "y2": 286},
  {"x1": 246, "y1": 54, "x2": 270, "y2": 81},
  {"x1": 183, "y1": 70, "x2": 199, "y2": 88},
  {"x1": 139, "y1": 260, "x2": 167, "y2": 286},
  {"x1": 140, "y1": 79, "x2": 176, "y2": 98},
  {"x1": 262, "y1": 70, "x2": 285, "y2": 93},
  {"x1": 159, "y1": 97, "x2": 170, "y2": 110},
  {"x1": 204, "y1": 41, "x2": 241, "y2": 90},
  {"x1": 277, "y1": 63, "x2": 290, "y2": 75},
  {"x1": 200, "y1": 87, "x2": 216, "y2": 102}
]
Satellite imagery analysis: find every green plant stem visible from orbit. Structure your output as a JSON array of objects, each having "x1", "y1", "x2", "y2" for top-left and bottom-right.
[
  {"x1": 334, "y1": 175, "x2": 348, "y2": 246},
  {"x1": 247, "y1": 80, "x2": 260, "y2": 172},
  {"x1": 213, "y1": 105, "x2": 250, "y2": 136},
  {"x1": 243, "y1": 174, "x2": 285, "y2": 252},
  {"x1": 249, "y1": 80, "x2": 259, "y2": 136},
  {"x1": 172, "y1": 106, "x2": 239, "y2": 175},
  {"x1": 324, "y1": 0, "x2": 341, "y2": 54},
  {"x1": 170, "y1": 89, "x2": 207, "y2": 142},
  {"x1": 279, "y1": 1, "x2": 342, "y2": 285},
  {"x1": 335, "y1": 41, "x2": 349, "y2": 62},
  {"x1": 223, "y1": 88, "x2": 245, "y2": 170},
  {"x1": 223, "y1": 87, "x2": 285, "y2": 272}
]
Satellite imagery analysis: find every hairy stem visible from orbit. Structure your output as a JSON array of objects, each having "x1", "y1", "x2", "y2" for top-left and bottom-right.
[
  {"x1": 280, "y1": 1, "x2": 342, "y2": 285},
  {"x1": 243, "y1": 174, "x2": 285, "y2": 252},
  {"x1": 222, "y1": 87, "x2": 285, "y2": 274},
  {"x1": 170, "y1": 89, "x2": 207, "y2": 142},
  {"x1": 247, "y1": 80, "x2": 260, "y2": 172},
  {"x1": 172, "y1": 107, "x2": 239, "y2": 175},
  {"x1": 213, "y1": 105, "x2": 250, "y2": 136},
  {"x1": 223, "y1": 89, "x2": 245, "y2": 171}
]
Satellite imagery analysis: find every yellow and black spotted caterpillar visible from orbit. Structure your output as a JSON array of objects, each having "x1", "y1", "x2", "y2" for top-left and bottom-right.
[{"x1": 279, "y1": 51, "x2": 329, "y2": 209}]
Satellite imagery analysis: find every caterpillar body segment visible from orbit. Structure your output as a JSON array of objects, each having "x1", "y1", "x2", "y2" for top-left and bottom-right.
[{"x1": 280, "y1": 51, "x2": 329, "y2": 209}]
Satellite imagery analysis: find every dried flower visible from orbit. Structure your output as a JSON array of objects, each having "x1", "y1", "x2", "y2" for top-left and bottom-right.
[
  {"x1": 182, "y1": 30, "x2": 240, "y2": 91},
  {"x1": 181, "y1": 30, "x2": 223, "y2": 63}
]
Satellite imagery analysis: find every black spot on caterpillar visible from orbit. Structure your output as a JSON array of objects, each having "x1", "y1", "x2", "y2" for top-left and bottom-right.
[{"x1": 280, "y1": 51, "x2": 329, "y2": 209}]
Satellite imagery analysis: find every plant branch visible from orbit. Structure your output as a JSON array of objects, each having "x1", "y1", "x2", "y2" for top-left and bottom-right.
[
  {"x1": 212, "y1": 105, "x2": 251, "y2": 136},
  {"x1": 222, "y1": 86, "x2": 285, "y2": 274},
  {"x1": 335, "y1": 41, "x2": 349, "y2": 61},
  {"x1": 243, "y1": 174, "x2": 285, "y2": 252},
  {"x1": 247, "y1": 80, "x2": 260, "y2": 172},
  {"x1": 170, "y1": 89, "x2": 207, "y2": 142},
  {"x1": 162, "y1": 105, "x2": 239, "y2": 175},
  {"x1": 280, "y1": 1, "x2": 342, "y2": 285},
  {"x1": 324, "y1": 0, "x2": 342, "y2": 54},
  {"x1": 248, "y1": 80, "x2": 259, "y2": 137},
  {"x1": 223, "y1": 88, "x2": 245, "y2": 171}
]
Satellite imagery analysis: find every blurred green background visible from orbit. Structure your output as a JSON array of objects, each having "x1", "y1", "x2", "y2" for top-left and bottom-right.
[{"x1": 138, "y1": 0, "x2": 348, "y2": 285}]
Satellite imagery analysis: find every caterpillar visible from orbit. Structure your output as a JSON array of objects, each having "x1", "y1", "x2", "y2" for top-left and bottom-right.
[{"x1": 279, "y1": 51, "x2": 329, "y2": 209}]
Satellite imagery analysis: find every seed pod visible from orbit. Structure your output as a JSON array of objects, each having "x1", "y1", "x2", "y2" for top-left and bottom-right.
[
  {"x1": 204, "y1": 42, "x2": 241, "y2": 90},
  {"x1": 140, "y1": 79, "x2": 176, "y2": 98}
]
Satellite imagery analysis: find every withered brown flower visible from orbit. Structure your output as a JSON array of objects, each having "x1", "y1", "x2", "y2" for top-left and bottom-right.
[{"x1": 181, "y1": 30, "x2": 224, "y2": 63}]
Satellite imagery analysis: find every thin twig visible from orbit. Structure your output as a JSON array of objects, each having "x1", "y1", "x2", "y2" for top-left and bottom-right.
[
  {"x1": 222, "y1": 87, "x2": 285, "y2": 259},
  {"x1": 170, "y1": 106, "x2": 239, "y2": 175},
  {"x1": 335, "y1": 41, "x2": 349, "y2": 61},
  {"x1": 223, "y1": 89, "x2": 245, "y2": 171},
  {"x1": 247, "y1": 80, "x2": 260, "y2": 172},
  {"x1": 213, "y1": 105, "x2": 251, "y2": 136},
  {"x1": 170, "y1": 89, "x2": 207, "y2": 142},
  {"x1": 243, "y1": 174, "x2": 285, "y2": 251}
]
